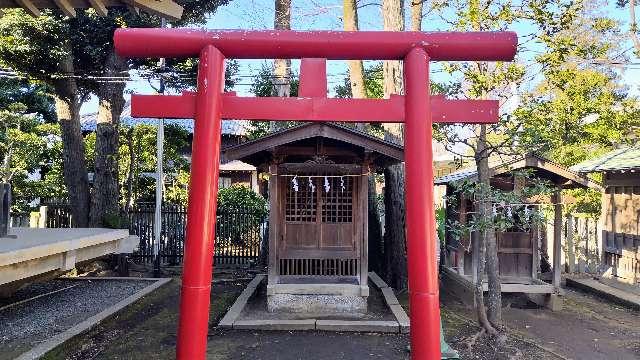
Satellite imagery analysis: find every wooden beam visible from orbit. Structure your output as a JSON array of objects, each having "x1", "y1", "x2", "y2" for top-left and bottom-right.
[
  {"x1": 53, "y1": 0, "x2": 76, "y2": 17},
  {"x1": 88, "y1": 0, "x2": 108, "y2": 16},
  {"x1": 552, "y1": 188, "x2": 563, "y2": 292},
  {"x1": 15, "y1": 0, "x2": 40, "y2": 16},
  {"x1": 267, "y1": 165, "x2": 279, "y2": 290},
  {"x1": 121, "y1": 0, "x2": 183, "y2": 21}
]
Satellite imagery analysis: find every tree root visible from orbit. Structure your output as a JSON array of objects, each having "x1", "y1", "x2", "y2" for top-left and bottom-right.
[{"x1": 464, "y1": 328, "x2": 486, "y2": 352}]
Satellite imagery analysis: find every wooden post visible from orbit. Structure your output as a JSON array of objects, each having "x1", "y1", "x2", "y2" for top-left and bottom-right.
[
  {"x1": 532, "y1": 223, "x2": 539, "y2": 279},
  {"x1": 360, "y1": 168, "x2": 369, "y2": 296},
  {"x1": 471, "y1": 230, "x2": 479, "y2": 283},
  {"x1": 566, "y1": 215, "x2": 575, "y2": 273},
  {"x1": 267, "y1": 165, "x2": 279, "y2": 291},
  {"x1": 552, "y1": 188, "x2": 562, "y2": 292}
]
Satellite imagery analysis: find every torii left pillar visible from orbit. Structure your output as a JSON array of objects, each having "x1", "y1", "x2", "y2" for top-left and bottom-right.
[{"x1": 176, "y1": 45, "x2": 225, "y2": 358}]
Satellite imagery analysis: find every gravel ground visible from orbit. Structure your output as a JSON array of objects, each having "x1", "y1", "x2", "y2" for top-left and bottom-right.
[
  {"x1": 0, "y1": 280, "x2": 77, "y2": 308},
  {"x1": 0, "y1": 279, "x2": 151, "y2": 360}
]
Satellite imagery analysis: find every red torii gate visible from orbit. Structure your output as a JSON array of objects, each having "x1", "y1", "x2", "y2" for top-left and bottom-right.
[{"x1": 114, "y1": 28, "x2": 517, "y2": 360}]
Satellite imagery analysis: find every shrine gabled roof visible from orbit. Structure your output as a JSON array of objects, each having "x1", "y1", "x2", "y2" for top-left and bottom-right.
[
  {"x1": 570, "y1": 146, "x2": 640, "y2": 173},
  {"x1": 434, "y1": 153, "x2": 601, "y2": 190},
  {"x1": 223, "y1": 122, "x2": 404, "y2": 168}
]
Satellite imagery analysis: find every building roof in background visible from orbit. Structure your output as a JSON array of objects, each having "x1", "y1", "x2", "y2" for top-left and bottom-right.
[
  {"x1": 435, "y1": 153, "x2": 601, "y2": 190},
  {"x1": 80, "y1": 101, "x2": 250, "y2": 136},
  {"x1": 570, "y1": 147, "x2": 640, "y2": 173},
  {"x1": 219, "y1": 160, "x2": 256, "y2": 172},
  {"x1": 0, "y1": 0, "x2": 183, "y2": 20}
]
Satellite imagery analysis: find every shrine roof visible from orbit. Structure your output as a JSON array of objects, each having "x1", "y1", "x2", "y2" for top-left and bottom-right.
[
  {"x1": 223, "y1": 122, "x2": 404, "y2": 168},
  {"x1": 435, "y1": 153, "x2": 601, "y2": 190},
  {"x1": 570, "y1": 146, "x2": 640, "y2": 173}
]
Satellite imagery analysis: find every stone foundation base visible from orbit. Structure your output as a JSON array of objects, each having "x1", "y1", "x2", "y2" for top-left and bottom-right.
[{"x1": 267, "y1": 294, "x2": 367, "y2": 314}]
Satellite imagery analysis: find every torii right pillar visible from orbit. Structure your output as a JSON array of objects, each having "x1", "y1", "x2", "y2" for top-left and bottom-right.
[{"x1": 404, "y1": 46, "x2": 440, "y2": 358}]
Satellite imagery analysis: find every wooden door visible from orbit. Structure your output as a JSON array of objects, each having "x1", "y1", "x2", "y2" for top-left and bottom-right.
[
  {"x1": 497, "y1": 231, "x2": 534, "y2": 278},
  {"x1": 280, "y1": 175, "x2": 357, "y2": 258}
]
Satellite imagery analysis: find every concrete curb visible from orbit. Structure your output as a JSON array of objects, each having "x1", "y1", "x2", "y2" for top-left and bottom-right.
[
  {"x1": 218, "y1": 271, "x2": 411, "y2": 333},
  {"x1": 566, "y1": 277, "x2": 640, "y2": 311},
  {"x1": 368, "y1": 271, "x2": 410, "y2": 334},
  {"x1": 60, "y1": 276, "x2": 161, "y2": 281},
  {"x1": 16, "y1": 277, "x2": 172, "y2": 360},
  {"x1": 218, "y1": 274, "x2": 266, "y2": 328},
  {"x1": 316, "y1": 320, "x2": 399, "y2": 333},
  {"x1": 234, "y1": 319, "x2": 316, "y2": 330}
]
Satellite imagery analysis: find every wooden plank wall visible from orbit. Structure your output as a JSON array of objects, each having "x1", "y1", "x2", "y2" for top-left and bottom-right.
[
  {"x1": 563, "y1": 215, "x2": 602, "y2": 275},
  {"x1": 599, "y1": 174, "x2": 639, "y2": 284}
]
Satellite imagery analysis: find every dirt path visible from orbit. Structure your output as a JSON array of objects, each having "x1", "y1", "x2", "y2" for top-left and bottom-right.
[
  {"x1": 443, "y1": 288, "x2": 640, "y2": 360},
  {"x1": 504, "y1": 289, "x2": 640, "y2": 360}
]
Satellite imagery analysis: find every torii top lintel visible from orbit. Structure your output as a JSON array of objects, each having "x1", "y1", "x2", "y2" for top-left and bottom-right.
[
  {"x1": 114, "y1": 28, "x2": 517, "y2": 61},
  {"x1": 115, "y1": 29, "x2": 517, "y2": 124}
]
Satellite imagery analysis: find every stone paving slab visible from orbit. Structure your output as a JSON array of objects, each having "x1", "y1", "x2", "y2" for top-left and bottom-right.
[
  {"x1": 233, "y1": 319, "x2": 316, "y2": 331},
  {"x1": 566, "y1": 277, "x2": 640, "y2": 310},
  {"x1": 316, "y1": 320, "x2": 399, "y2": 333}
]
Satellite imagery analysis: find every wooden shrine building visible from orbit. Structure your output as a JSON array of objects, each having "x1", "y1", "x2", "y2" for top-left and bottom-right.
[
  {"x1": 436, "y1": 153, "x2": 601, "y2": 309},
  {"x1": 224, "y1": 123, "x2": 403, "y2": 313},
  {"x1": 572, "y1": 147, "x2": 640, "y2": 285}
]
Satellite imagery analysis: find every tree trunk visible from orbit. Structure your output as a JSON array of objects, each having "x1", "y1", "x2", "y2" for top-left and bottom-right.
[
  {"x1": 410, "y1": 0, "x2": 423, "y2": 31},
  {"x1": 271, "y1": 0, "x2": 292, "y2": 131},
  {"x1": 382, "y1": 0, "x2": 404, "y2": 102},
  {"x1": 367, "y1": 175, "x2": 384, "y2": 273},
  {"x1": 381, "y1": 0, "x2": 407, "y2": 290},
  {"x1": 630, "y1": 0, "x2": 640, "y2": 54},
  {"x1": 343, "y1": 0, "x2": 366, "y2": 101},
  {"x1": 91, "y1": 51, "x2": 126, "y2": 227},
  {"x1": 472, "y1": 228, "x2": 498, "y2": 335},
  {"x1": 476, "y1": 124, "x2": 502, "y2": 330},
  {"x1": 53, "y1": 51, "x2": 90, "y2": 228},
  {"x1": 124, "y1": 127, "x2": 135, "y2": 212},
  {"x1": 383, "y1": 165, "x2": 407, "y2": 289}
]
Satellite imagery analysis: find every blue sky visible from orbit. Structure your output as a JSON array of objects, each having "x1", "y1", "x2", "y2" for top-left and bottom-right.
[{"x1": 82, "y1": 0, "x2": 640, "y2": 114}]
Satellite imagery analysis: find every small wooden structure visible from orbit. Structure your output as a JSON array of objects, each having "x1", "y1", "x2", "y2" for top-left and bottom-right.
[
  {"x1": 224, "y1": 123, "x2": 402, "y2": 308},
  {"x1": 572, "y1": 147, "x2": 640, "y2": 285},
  {"x1": 0, "y1": 0, "x2": 183, "y2": 20},
  {"x1": 436, "y1": 154, "x2": 601, "y2": 308}
]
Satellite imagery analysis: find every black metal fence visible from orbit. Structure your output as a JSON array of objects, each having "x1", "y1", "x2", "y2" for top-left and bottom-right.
[{"x1": 30, "y1": 200, "x2": 267, "y2": 266}]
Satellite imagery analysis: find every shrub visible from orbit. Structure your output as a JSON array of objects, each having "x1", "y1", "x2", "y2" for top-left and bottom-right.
[{"x1": 216, "y1": 185, "x2": 268, "y2": 246}]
